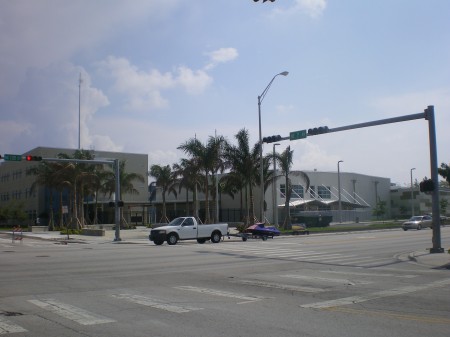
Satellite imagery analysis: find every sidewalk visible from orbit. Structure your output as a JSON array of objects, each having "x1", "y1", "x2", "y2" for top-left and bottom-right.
[
  {"x1": 408, "y1": 250, "x2": 450, "y2": 269},
  {"x1": 4, "y1": 228, "x2": 450, "y2": 269}
]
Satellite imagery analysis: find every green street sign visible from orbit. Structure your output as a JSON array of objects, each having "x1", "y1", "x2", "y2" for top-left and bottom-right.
[
  {"x1": 4, "y1": 154, "x2": 22, "y2": 161},
  {"x1": 290, "y1": 130, "x2": 307, "y2": 140}
]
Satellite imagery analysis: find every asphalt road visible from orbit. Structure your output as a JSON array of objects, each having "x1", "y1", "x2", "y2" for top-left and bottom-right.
[{"x1": 1, "y1": 228, "x2": 449, "y2": 337}]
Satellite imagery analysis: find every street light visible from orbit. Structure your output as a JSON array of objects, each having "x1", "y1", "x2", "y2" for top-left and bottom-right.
[
  {"x1": 272, "y1": 143, "x2": 280, "y2": 225},
  {"x1": 410, "y1": 168, "x2": 416, "y2": 217},
  {"x1": 337, "y1": 160, "x2": 343, "y2": 223},
  {"x1": 258, "y1": 71, "x2": 288, "y2": 223}
]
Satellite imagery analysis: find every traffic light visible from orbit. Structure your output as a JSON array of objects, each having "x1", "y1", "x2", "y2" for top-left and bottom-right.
[
  {"x1": 307, "y1": 126, "x2": 329, "y2": 136},
  {"x1": 25, "y1": 155, "x2": 42, "y2": 161},
  {"x1": 419, "y1": 179, "x2": 434, "y2": 193},
  {"x1": 253, "y1": 0, "x2": 275, "y2": 2},
  {"x1": 263, "y1": 135, "x2": 282, "y2": 143}
]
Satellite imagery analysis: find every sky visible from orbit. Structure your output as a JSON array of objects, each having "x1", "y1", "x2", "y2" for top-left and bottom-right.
[{"x1": 1, "y1": 0, "x2": 449, "y2": 186}]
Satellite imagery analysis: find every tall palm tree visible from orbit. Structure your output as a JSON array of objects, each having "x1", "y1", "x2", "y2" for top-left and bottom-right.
[
  {"x1": 28, "y1": 161, "x2": 64, "y2": 230},
  {"x1": 210, "y1": 135, "x2": 228, "y2": 223},
  {"x1": 57, "y1": 149, "x2": 96, "y2": 229},
  {"x1": 224, "y1": 128, "x2": 260, "y2": 224},
  {"x1": 149, "y1": 164, "x2": 177, "y2": 223},
  {"x1": 88, "y1": 167, "x2": 110, "y2": 224},
  {"x1": 103, "y1": 160, "x2": 146, "y2": 227},
  {"x1": 275, "y1": 146, "x2": 310, "y2": 230},
  {"x1": 178, "y1": 136, "x2": 226, "y2": 224},
  {"x1": 172, "y1": 158, "x2": 203, "y2": 219}
]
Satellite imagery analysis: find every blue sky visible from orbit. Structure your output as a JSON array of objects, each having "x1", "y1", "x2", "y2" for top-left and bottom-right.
[{"x1": 1, "y1": 0, "x2": 449, "y2": 185}]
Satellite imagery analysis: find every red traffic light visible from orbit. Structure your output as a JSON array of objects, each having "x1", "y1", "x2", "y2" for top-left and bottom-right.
[{"x1": 25, "y1": 155, "x2": 43, "y2": 161}]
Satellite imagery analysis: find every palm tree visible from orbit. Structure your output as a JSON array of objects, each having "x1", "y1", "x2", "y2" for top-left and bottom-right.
[
  {"x1": 149, "y1": 164, "x2": 177, "y2": 223},
  {"x1": 28, "y1": 161, "x2": 64, "y2": 230},
  {"x1": 172, "y1": 158, "x2": 203, "y2": 219},
  {"x1": 438, "y1": 163, "x2": 450, "y2": 186},
  {"x1": 88, "y1": 167, "x2": 110, "y2": 224},
  {"x1": 275, "y1": 146, "x2": 310, "y2": 230},
  {"x1": 57, "y1": 149, "x2": 96, "y2": 229},
  {"x1": 178, "y1": 136, "x2": 226, "y2": 224},
  {"x1": 210, "y1": 135, "x2": 228, "y2": 223},
  {"x1": 103, "y1": 160, "x2": 146, "y2": 227},
  {"x1": 224, "y1": 128, "x2": 260, "y2": 224}
]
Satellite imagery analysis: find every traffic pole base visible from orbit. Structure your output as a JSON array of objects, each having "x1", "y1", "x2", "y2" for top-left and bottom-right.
[{"x1": 429, "y1": 247, "x2": 444, "y2": 253}]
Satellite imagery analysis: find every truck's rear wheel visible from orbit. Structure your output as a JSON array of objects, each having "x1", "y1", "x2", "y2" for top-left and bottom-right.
[
  {"x1": 167, "y1": 233, "x2": 178, "y2": 245},
  {"x1": 211, "y1": 231, "x2": 221, "y2": 243}
]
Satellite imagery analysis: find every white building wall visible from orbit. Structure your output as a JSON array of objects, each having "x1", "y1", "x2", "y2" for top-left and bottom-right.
[{"x1": 265, "y1": 170, "x2": 391, "y2": 224}]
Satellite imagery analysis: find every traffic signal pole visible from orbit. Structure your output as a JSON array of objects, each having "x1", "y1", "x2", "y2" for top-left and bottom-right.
[
  {"x1": 299, "y1": 106, "x2": 442, "y2": 253},
  {"x1": 425, "y1": 106, "x2": 443, "y2": 253}
]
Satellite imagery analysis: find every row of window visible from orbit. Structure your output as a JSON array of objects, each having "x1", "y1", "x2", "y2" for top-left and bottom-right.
[
  {"x1": 0, "y1": 189, "x2": 35, "y2": 201},
  {"x1": 1, "y1": 170, "x2": 24, "y2": 182},
  {"x1": 279, "y1": 185, "x2": 332, "y2": 199}
]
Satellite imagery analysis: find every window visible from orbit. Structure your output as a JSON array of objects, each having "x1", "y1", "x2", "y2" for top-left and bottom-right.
[
  {"x1": 318, "y1": 186, "x2": 331, "y2": 199},
  {"x1": 280, "y1": 184, "x2": 304, "y2": 199},
  {"x1": 291, "y1": 185, "x2": 304, "y2": 199}
]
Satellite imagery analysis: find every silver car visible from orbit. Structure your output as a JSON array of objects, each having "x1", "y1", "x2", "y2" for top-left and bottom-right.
[{"x1": 402, "y1": 215, "x2": 433, "y2": 231}]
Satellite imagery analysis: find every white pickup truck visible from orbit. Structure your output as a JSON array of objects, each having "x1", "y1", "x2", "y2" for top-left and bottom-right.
[{"x1": 149, "y1": 217, "x2": 229, "y2": 245}]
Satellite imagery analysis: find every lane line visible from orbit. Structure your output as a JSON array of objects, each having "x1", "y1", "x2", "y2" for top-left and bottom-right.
[
  {"x1": 112, "y1": 293, "x2": 202, "y2": 313},
  {"x1": 301, "y1": 278, "x2": 450, "y2": 309},
  {"x1": 28, "y1": 299, "x2": 115, "y2": 325}
]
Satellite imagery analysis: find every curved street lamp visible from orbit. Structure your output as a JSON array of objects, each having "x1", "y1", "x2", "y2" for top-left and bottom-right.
[{"x1": 258, "y1": 71, "x2": 288, "y2": 223}]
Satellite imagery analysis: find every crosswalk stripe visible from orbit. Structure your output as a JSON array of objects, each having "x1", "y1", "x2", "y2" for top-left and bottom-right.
[
  {"x1": 28, "y1": 299, "x2": 115, "y2": 325},
  {"x1": 282, "y1": 274, "x2": 372, "y2": 285},
  {"x1": 174, "y1": 286, "x2": 264, "y2": 304},
  {"x1": 320, "y1": 270, "x2": 418, "y2": 279},
  {"x1": 112, "y1": 293, "x2": 202, "y2": 313},
  {"x1": 0, "y1": 317, "x2": 27, "y2": 335},
  {"x1": 301, "y1": 278, "x2": 450, "y2": 309},
  {"x1": 202, "y1": 244, "x2": 395, "y2": 267},
  {"x1": 233, "y1": 279, "x2": 325, "y2": 293}
]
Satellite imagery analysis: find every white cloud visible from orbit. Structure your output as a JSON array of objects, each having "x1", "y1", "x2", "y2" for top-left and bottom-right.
[
  {"x1": 204, "y1": 48, "x2": 239, "y2": 70},
  {"x1": 0, "y1": 0, "x2": 180, "y2": 98},
  {"x1": 269, "y1": 0, "x2": 327, "y2": 19},
  {"x1": 0, "y1": 62, "x2": 110, "y2": 152},
  {"x1": 98, "y1": 56, "x2": 213, "y2": 111}
]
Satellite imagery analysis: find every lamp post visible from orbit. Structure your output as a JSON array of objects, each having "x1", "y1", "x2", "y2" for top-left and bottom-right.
[
  {"x1": 337, "y1": 160, "x2": 343, "y2": 223},
  {"x1": 78, "y1": 73, "x2": 82, "y2": 149},
  {"x1": 272, "y1": 143, "x2": 280, "y2": 225},
  {"x1": 258, "y1": 71, "x2": 288, "y2": 223},
  {"x1": 410, "y1": 168, "x2": 416, "y2": 217}
]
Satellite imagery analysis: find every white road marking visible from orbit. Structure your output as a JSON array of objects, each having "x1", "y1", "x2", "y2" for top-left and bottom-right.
[
  {"x1": 320, "y1": 270, "x2": 417, "y2": 278},
  {"x1": 282, "y1": 274, "x2": 372, "y2": 285},
  {"x1": 205, "y1": 244, "x2": 396, "y2": 266},
  {"x1": 293, "y1": 254, "x2": 346, "y2": 261},
  {"x1": 234, "y1": 279, "x2": 325, "y2": 293},
  {"x1": 28, "y1": 299, "x2": 115, "y2": 325},
  {"x1": 174, "y1": 286, "x2": 264, "y2": 304},
  {"x1": 112, "y1": 293, "x2": 202, "y2": 313},
  {"x1": 0, "y1": 317, "x2": 27, "y2": 335},
  {"x1": 301, "y1": 278, "x2": 450, "y2": 309}
]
